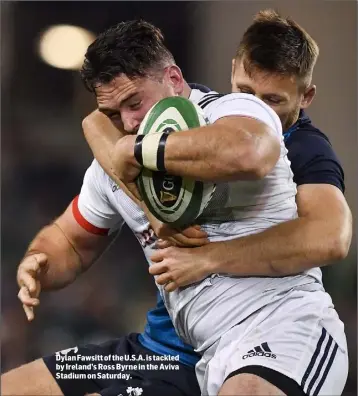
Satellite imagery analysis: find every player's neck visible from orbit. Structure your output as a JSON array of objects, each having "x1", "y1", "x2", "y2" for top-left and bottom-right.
[{"x1": 182, "y1": 81, "x2": 191, "y2": 98}]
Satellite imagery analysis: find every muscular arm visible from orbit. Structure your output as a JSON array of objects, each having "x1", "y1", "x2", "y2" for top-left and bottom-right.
[
  {"x1": 151, "y1": 183, "x2": 352, "y2": 289},
  {"x1": 150, "y1": 124, "x2": 352, "y2": 288},
  {"x1": 163, "y1": 116, "x2": 280, "y2": 181},
  {"x1": 203, "y1": 128, "x2": 352, "y2": 276},
  {"x1": 205, "y1": 184, "x2": 352, "y2": 276},
  {"x1": 24, "y1": 201, "x2": 114, "y2": 290},
  {"x1": 112, "y1": 93, "x2": 282, "y2": 183}
]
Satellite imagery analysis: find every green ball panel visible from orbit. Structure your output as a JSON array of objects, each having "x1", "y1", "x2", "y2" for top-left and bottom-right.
[{"x1": 137, "y1": 96, "x2": 206, "y2": 228}]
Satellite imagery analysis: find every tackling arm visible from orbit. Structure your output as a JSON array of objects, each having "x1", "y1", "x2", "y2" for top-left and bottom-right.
[
  {"x1": 150, "y1": 184, "x2": 352, "y2": 289},
  {"x1": 150, "y1": 129, "x2": 352, "y2": 289},
  {"x1": 204, "y1": 184, "x2": 352, "y2": 276}
]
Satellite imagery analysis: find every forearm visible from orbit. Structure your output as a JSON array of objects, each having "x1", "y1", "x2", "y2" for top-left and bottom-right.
[
  {"x1": 206, "y1": 216, "x2": 350, "y2": 277},
  {"x1": 83, "y1": 112, "x2": 143, "y2": 205},
  {"x1": 25, "y1": 223, "x2": 85, "y2": 290},
  {"x1": 83, "y1": 110, "x2": 124, "y2": 178},
  {"x1": 162, "y1": 118, "x2": 279, "y2": 181}
]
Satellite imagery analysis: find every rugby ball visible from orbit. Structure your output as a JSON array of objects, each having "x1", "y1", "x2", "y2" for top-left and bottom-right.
[{"x1": 136, "y1": 96, "x2": 216, "y2": 228}]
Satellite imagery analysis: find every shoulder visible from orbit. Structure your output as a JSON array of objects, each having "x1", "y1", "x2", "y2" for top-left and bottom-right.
[
  {"x1": 196, "y1": 92, "x2": 224, "y2": 107},
  {"x1": 84, "y1": 159, "x2": 105, "y2": 181},
  {"x1": 202, "y1": 93, "x2": 282, "y2": 136},
  {"x1": 83, "y1": 159, "x2": 115, "y2": 194},
  {"x1": 285, "y1": 125, "x2": 345, "y2": 192},
  {"x1": 285, "y1": 126, "x2": 337, "y2": 158}
]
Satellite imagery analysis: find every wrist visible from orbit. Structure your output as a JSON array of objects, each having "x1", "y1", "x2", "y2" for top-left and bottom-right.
[
  {"x1": 134, "y1": 132, "x2": 169, "y2": 171},
  {"x1": 111, "y1": 135, "x2": 140, "y2": 174},
  {"x1": 202, "y1": 240, "x2": 236, "y2": 275},
  {"x1": 199, "y1": 243, "x2": 219, "y2": 274},
  {"x1": 122, "y1": 135, "x2": 140, "y2": 166}
]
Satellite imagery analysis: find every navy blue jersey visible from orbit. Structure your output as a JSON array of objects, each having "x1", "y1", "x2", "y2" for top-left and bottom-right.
[
  {"x1": 138, "y1": 90, "x2": 345, "y2": 367},
  {"x1": 284, "y1": 111, "x2": 345, "y2": 193},
  {"x1": 138, "y1": 294, "x2": 200, "y2": 366}
]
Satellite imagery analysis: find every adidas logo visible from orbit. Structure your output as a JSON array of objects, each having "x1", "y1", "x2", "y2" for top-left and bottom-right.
[{"x1": 242, "y1": 342, "x2": 276, "y2": 360}]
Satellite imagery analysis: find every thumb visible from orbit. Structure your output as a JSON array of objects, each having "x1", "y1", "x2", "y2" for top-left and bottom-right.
[
  {"x1": 33, "y1": 253, "x2": 48, "y2": 274},
  {"x1": 182, "y1": 226, "x2": 208, "y2": 239},
  {"x1": 35, "y1": 253, "x2": 48, "y2": 264}
]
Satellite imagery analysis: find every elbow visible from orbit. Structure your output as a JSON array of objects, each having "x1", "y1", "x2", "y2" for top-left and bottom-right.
[
  {"x1": 330, "y1": 209, "x2": 353, "y2": 261},
  {"x1": 320, "y1": 220, "x2": 352, "y2": 262},
  {"x1": 82, "y1": 115, "x2": 90, "y2": 129},
  {"x1": 328, "y1": 239, "x2": 350, "y2": 262},
  {"x1": 82, "y1": 116, "x2": 93, "y2": 138},
  {"x1": 239, "y1": 137, "x2": 281, "y2": 180},
  {"x1": 329, "y1": 229, "x2": 352, "y2": 261},
  {"x1": 82, "y1": 118, "x2": 92, "y2": 143},
  {"x1": 247, "y1": 161, "x2": 276, "y2": 180}
]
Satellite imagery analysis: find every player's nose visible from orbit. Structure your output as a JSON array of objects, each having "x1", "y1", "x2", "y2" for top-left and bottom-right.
[{"x1": 122, "y1": 115, "x2": 140, "y2": 134}]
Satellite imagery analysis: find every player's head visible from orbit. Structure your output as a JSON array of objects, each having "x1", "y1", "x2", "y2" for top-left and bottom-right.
[
  {"x1": 231, "y1": 9, "x2": 319, "y2": 130},
  {"x1": 80, "y1": 20, "x2": 185, "y2": 133}
]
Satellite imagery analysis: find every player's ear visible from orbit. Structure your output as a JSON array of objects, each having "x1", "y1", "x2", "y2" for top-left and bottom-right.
[
  {"x1": 165, "y1": 65, "x2": 184, "y2": 95},
  {"x1": 300, "y1": 84, "x2": 316, "y2": 109}
]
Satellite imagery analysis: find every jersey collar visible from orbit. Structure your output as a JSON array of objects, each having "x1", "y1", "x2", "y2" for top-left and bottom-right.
[{"x1": 283, "y1": 110, "x2": 311, "y2": 141}]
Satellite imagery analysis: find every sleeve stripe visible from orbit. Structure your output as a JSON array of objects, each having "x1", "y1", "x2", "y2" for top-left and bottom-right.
[
  {"x1": 72, "y1": 196, "x2": 110, "y2": 236},
  {"x1": 198, "y1": 93, "x2": 224, "y2": 108}
]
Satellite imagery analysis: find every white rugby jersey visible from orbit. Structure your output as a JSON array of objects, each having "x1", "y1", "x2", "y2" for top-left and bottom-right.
[{"x1": 75, "y1": 89, "x2": 323, "y2": 353}]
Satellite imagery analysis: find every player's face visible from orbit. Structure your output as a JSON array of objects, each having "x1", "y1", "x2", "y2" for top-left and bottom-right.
[
  {"x1": 95, "y1": 67, "x2": 184, "y2": 134},
  {"x1": 231, "y1": 59, "x2": 316, "y2": 131}
]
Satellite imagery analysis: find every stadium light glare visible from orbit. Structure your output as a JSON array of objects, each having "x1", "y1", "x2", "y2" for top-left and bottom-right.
[{"x1": 38, "y1": 25, "x2": 95, "y2": 70}]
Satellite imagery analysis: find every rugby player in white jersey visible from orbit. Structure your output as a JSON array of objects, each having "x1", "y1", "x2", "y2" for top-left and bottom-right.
[
  {"x1": 4, "y1": 17, "x2": 350, "y2": 396},
  {"x1": 76, "y1": 20, "x2": 350, "y2": 396}
]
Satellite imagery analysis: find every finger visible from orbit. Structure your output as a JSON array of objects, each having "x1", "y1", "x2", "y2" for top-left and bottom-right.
[
  {"x1": 33, "y1": 253, "x2": 48, "y2": 272},
  {"x1": 18, "y1": 287, "x2": 40, "y2": 306},
  {"x1": 148, "y1": 264, "x2": 166, "y2": 275},
  {"x1": 18, "y1": 271, "x2": 37, "y2": 293},
  {"x1": 156, "y1": 273, "x2": 173, "y2": 285},
  {"x1": 165, "y1": 281, "x2": 178, "y2": 293},
  {"x1": 23, "y1": 304, "x2": 35, "y2": 321},
  {"x1": 21, "y1": 254, "x2": 47, "y2": 273},
  {"x1": 167, "y1": 236, "x2": 187, "y2": 247},
  {"x1": 181, "y1": 226, "x2": 208, "y2": 239},
  {"x1": 173, "y1": 233, "x2": 210, "y2": 247},
  {"x1": 150, "y1": 251, "x2": 165, "y2": 263},
  {"x1": 155, "y1": 239, "x2": 173, "y2": 249},
  {"x1": 157, "y1": 228, "x2": 177, "y2": 239}
]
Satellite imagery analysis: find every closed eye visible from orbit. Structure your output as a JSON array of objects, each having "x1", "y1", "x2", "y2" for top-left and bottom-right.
[
  {"x1": 99, "y1": 108, "x2": 121, "y2": 119},
  {"x1": 263, "y1": 97, "x2": 284, "y2": 105},
  {"x1": 129, "y1": 101, "x2": 142, "y2": 110},
  {"x1": 108, "y1": 112, "x2": 121, "y2": 119},
  {"x1": 236, "y1": 87, "x2": 254, "y2": 95}
]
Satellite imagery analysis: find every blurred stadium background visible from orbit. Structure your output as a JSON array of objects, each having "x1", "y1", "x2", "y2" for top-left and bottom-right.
[{"x1": 1, "y1": 1, "x2": 356, "y2": 394}]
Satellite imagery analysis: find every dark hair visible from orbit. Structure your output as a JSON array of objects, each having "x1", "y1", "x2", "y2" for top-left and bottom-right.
[
  {"x1": 236, "y1": 9, "x2": 319, "y2": 87},
  {"x1": 80, "y1": 20, "x2": 175, "y2": 92}
]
